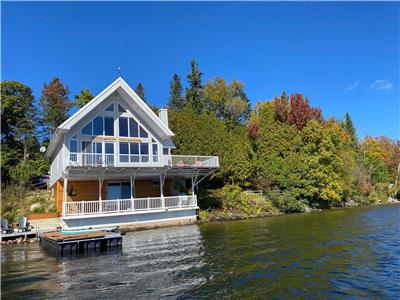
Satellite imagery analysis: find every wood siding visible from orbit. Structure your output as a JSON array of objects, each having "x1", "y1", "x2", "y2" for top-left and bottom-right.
[{"x1": 54, "y1": 179, "x2": 173, "y2": 212}]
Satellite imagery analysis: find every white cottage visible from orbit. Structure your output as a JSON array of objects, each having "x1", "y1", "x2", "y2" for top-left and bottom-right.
[{"x1": 46, "y1": 77, "x2": 218, "y2": 229}]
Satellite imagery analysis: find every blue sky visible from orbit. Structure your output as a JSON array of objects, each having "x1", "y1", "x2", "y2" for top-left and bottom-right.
[{"x1": 2, "y1": 2, "x2": 399, "y2": 139}]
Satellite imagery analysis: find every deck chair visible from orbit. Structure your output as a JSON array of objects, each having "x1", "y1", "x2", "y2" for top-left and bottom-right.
[
  {"x1": 1, "y1": 218, "x2": 13, "y2": 234},
  {"x1": 17, "y1": 217, "x2": 31, "y2": 232}
]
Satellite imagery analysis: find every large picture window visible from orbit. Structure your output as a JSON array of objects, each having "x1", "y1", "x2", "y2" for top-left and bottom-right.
[
  {"x1": 81, "y1": 116, "x2": 114, "y2": 136},
  {"x1": 119, "y1": 142, "x2": 151, "y2": 163}
]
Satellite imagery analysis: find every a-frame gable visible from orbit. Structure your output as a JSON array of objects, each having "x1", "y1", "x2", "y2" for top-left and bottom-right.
[
  {"x1": 59, "y1": 77, "x2": 173, "y2": 137},
  {"x1": 47, "y1": 77, "x2": 173, "y2": 158}
]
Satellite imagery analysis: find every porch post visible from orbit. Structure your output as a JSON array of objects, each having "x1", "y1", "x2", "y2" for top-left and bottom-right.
[
  {"x1": 130, "y1": 175, "x2": 135, "y2": 212},
  {"x1": 191, "y1": 175, "x2": 195, "y2": 197},
  {"x1": 160, "y1": 174, "x2": 165, "y2": 209},
  {"x1": 98, "y1": 176, "x2": 103, "y2": 213},
  {"x1": 63, "y1": 173, "x2": 68, "y2": 217}
]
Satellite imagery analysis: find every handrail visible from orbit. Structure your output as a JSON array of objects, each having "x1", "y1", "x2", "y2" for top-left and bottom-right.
[
  {"x1": 64, "y1": 195, "x2": 197, "y2": 217},
  {"x1": 67, "y1": 152, "x2": 219, "y2": 168}
]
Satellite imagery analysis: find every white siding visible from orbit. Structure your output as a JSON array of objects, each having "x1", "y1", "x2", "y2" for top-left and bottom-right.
[{"x1": 49, "y1": 143, "x2": 64, "y2": 187}]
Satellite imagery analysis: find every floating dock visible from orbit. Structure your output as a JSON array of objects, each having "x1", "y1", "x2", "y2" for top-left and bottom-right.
[{"x1": 39, "y1": 231, "x2": 122, "y2": 255}]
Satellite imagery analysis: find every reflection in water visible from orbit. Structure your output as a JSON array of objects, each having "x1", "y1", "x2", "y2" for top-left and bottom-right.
[{"x1": 2, "y1": 204, "x2": 400, "y2": 299}]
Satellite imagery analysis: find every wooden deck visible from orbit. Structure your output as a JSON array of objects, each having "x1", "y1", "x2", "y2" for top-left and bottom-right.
[{"x1": 39, "y1": 231, "x2": 122, "y2": 255}]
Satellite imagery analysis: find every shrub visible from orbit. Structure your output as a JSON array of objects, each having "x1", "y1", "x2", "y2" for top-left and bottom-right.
[
  {"x1": 266, "y1": 189, "x2": 308, "y2": 213},
  {"x1": 0, "y1": 185, "x2": 54, "y2": 222}
]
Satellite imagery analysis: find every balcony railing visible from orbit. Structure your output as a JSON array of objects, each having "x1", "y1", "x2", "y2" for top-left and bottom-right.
[
  {"x1": 68, "y1": 153, "x2": 219, "y2": 168},
  {"x1": 63, "y1": 195, "x2": 197, "y2": 217},
  {"x1": 170, "y1": 155, "x2": 219, "y2": 168}
]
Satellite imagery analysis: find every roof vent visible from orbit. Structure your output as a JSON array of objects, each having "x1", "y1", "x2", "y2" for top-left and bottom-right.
[{"x1": 158, "y1": 108, "x2": 169, "y2": 128}]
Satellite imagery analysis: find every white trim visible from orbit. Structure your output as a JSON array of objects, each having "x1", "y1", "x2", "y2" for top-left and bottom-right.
[
  {"x1": 62, "y1": 206, "x2": 198, "y2": 219},
  {"x1": 62, "y1": 215, "x2": 197, "y2": 230}
]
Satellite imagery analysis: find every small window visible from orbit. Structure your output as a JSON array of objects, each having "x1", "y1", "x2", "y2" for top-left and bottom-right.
[
  {"x1": 70, "y1": 140, "x2": 77, "y2": 153},
  {"x1": 72, "y1": 134, "x2": 78, "y2": 139},
  {"x1": 163, "y1": 148, "x2": 169, "y2": 155},
  {"x1": 104, "y1": 117, "x2": 114, "y2": 136},
  {"x1": 105, "y1": 103, "x2": 114, "y2": 112},
  {"x1": 82, "y1": 122, "x2": 92, "y2": 135},
  {"x1": 119, "y1": 117, "x2": 128, "y2": 137},
  {"x1": 119, "y1": 142, "x2": 129, "y2": 163},
  {"x1": 139, "y1": 125, "x2": 148, "y2": 138},
  {"x1": 130, "y1": 142, "x2": 139, "y2": 162},
  {"x1": 93, "y1": 117, "x2": 103, "y2": 135},
  {"x1": 140, "y1": 143, "x2": 149, "y2": 162},
  {"x1": 129, "y1": 118, "x2": 138, "y2": 137},
  {"x1": 105, "y1": 143, "x2": 114, "y2": 154},
  {"x1": 118, "y1": 104, "x2": 126, "y2": 112},
  {"x1": 152, "y1": 144, "x2": 158, "y2": 163},
  {"x1": 120, "y1": 142, "x2": 129, "y2": 154},
  {"x1": 130, "y1": 142, "x2": 139, "y2": 155},
  {"x1": 140, "y1": 143, "x2": 149, "y2": 155}
]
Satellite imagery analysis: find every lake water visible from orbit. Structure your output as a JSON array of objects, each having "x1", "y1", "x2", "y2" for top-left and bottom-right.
[{"x1": 2, "y1": 204, "x2": 400, "y2": 299}]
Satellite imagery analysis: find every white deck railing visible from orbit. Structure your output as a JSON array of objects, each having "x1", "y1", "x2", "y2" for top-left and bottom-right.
[
  {"x1": 170, "y1": 155, "x2": 219, "y2": 168},
  {"x1": 63, "y1": 195, "x2": 197, "y2": 217},
  {"x1": 68, "y1": 153, "x2": 219, "y2": 168}
]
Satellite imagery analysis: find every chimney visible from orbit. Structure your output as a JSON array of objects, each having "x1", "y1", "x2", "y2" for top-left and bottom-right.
[{"x1": 158, "y1": 108, "x2": 169, "y2": 128}]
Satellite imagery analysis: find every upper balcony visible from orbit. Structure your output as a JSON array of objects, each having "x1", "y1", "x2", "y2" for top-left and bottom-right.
[{"x1": 68, "y1": 153, "x2": 219, "y2": 169}]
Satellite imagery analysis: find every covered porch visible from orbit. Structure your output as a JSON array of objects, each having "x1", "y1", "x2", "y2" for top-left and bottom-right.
[{"x1": 60, "y1": 165, "x2": 212, "y2": 219}]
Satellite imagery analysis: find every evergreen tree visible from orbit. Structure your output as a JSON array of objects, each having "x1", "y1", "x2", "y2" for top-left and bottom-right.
[
  {"x1": 135, "y1": 83, "x2": 146, "y2": 102},
  {"x1": 185, "y1": 59, "x2": 204, "y2": 113},
  {"x1": 344, "y1": 112, "x2": 357, "y2": 146},
  {"x1": 1, "y1": 81, "x2": 36, "y2": 160},
  {"x1": 40, "y1": 77, "x2": 71, "y2": 141},
  {"x1": 74, "y1": 89, "x2": 94, "y2": 108},
  {"x1": 167, "y1": 74, "x2": 185, "y2": 111}
]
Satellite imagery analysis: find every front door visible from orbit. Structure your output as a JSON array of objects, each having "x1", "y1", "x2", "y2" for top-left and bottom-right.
[{"x1": 107, "y1": 182, "x2": 132, "y2": 200}]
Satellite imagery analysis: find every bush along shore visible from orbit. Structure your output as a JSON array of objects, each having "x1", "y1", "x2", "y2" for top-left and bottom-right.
[{"x1": 196, "y1": 185, "x2": 399, "y2": 223}]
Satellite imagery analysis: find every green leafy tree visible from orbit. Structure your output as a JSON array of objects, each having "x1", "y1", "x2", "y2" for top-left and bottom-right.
[
  {"x1": 1, "y1": 81, "x2": 36, "y2": 159},
  {"x1": 169, "y1": 107, "x2": 253, "y2": 185},
  {"x1": 40, "y1": 77, "x2": 71, "y2": 141},
  {"x1": 185, "y1": 59, "x2": 204, "y2": 113},
  {"x1": 74, "y1": 89, "x2": 94, "y2": 108},
  {"x1": 167, "y1": 74, "x2": 185, "y2": 111},
  {"x1": 204, "y1": 77, "x2": 251, "y2": 124}
]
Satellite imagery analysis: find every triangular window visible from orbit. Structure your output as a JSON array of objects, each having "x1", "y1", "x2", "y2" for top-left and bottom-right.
[
  {"x1": 105, "y1": 103, "x2": 114, "y2": 112},
  {"x1": 139, "y1": 125, "x2": 148, "y2": 138},
  {"x1": 118, "y1": 104, "x2": 126, "y2": 112}
]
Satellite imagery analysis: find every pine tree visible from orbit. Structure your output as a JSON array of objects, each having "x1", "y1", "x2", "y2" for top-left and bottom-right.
[
  {"x1": 344, "y1": 112, "x2": 357, "y2": 146},
  {"x1": 40, "y1": 77, "x2": 71, "y2": 141},
  {"x1": 135, "y1": 83, "x2": 146, "y2": 102},
  {"x1": 185, "y1": 59, "x2": 204, "y2": 113},
  {"x1": 167, "y1": 74, "x2": 185, "y2": 111},
  {"x1": 74, "y1": 89, "x2": 94, "y2": 108}
]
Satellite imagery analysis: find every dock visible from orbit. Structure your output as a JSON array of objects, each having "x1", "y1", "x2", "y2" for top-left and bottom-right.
[
  {"x1": 1, "y1": 231, "x2": 37, "y2": 242},
  {"x1": 39, "y1": 231, "x2": 122, "y2": 255}
]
